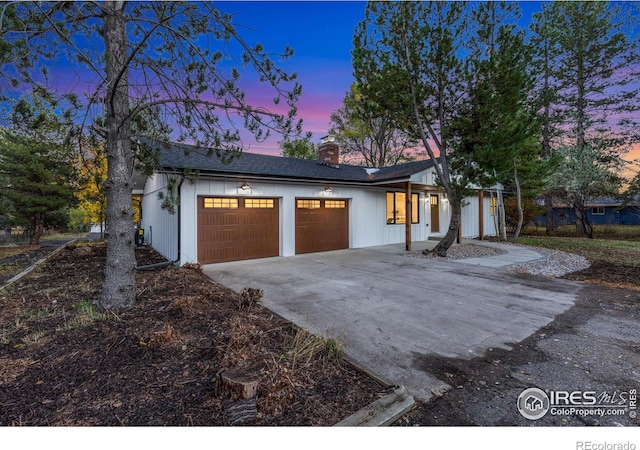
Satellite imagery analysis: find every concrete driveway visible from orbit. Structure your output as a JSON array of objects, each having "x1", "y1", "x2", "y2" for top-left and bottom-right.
[{"x1": 202, "y1": 243, "x2": 583, "y2": 401}]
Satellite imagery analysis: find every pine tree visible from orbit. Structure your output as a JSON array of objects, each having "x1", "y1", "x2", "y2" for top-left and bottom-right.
[
  {"x1": 0, "y1": 96, "x2": 76, "y2": 244},
  {"x1": 456, "y1": 2, "x2": 551, "y2": 241},
  {"x1": 530, "y1": 1, "x2": 639, "y2": 238}
]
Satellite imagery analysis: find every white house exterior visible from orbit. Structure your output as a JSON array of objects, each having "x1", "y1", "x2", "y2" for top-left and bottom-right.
[{"x1": 138, "y1": 138, "x2": 500, "y2": 266}]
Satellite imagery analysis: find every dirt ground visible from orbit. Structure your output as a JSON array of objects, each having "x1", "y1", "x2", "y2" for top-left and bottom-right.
[
  {"x1": 0, "y1": 242, "x2": 388, "y2": 426},
  {"x1": 2, "y1": 238, "x2": 639, "y2": 427}
]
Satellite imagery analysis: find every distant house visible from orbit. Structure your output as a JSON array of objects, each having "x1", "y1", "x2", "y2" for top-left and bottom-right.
[
  {"x1": 536, "y1": 196, "x2": 640, "y2": 227},
  {"x1": 137, "y1": 137, "x2": 503, "y2": 266}
]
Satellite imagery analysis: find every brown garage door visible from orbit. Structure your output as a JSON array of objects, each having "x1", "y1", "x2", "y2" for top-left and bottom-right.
[
  {"x1": 198, "y1": 197, "x2": 279, "y2": 264},
  {"x1": 295, "y1": 199, "x2": 349, "y2": 254}
]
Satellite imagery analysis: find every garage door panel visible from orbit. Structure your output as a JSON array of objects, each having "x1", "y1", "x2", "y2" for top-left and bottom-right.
[
  {"x1": 295, "y1": 199, "x2": 349, "y2": 254},
  {"x1": 198, "y1": 197, "x2": 279, "y2": 264}
]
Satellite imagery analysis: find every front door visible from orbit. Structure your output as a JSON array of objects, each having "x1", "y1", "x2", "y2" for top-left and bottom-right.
[{"x1": 430, "y1": 194, "x2": 440, "y2": 233}]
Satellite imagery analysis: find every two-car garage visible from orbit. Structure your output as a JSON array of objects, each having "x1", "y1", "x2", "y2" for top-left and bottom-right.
[{"x1": 197, "y1": 196, "x2": 349, "y2": 264}]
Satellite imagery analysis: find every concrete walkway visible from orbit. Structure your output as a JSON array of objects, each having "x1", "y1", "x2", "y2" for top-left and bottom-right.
[
  {"x1": 374, "y1": 238, "x2": 547, "y2": 268},
  {"x1": 455, "y1": 240, "x2": 547, "y2": 268},
  {"x1": 203, "y1": 240, "x2": 581, "y2": 402}
]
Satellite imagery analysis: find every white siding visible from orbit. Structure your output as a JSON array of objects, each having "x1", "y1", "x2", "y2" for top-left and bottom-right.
[
  {"x1": 140, "y1": 173, "x2": 179, "y2": 261},
  {"x1": 482, "y1": 194, "x2": 499, "y2": 237},
  {"x1": 434, "y1": 192, "x2": 498, "y2": 239}
]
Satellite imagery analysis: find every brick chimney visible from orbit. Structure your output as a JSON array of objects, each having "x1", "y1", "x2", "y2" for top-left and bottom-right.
[{"x1": 318, "y1": 135, "x2": 339, "y2": 165}]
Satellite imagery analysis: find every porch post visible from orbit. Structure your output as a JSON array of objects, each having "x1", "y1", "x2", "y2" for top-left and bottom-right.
[
  {"x1": 406, "y1": 181, "x2": 412, "y2": 251},
  {"x1": 478, "y1": 190, "x2": 484, "y2": 240}
]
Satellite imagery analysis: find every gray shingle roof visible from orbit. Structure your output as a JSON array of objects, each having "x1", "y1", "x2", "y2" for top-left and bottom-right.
[
  {"x1": 137, "y1": 137, "x2": 435, "y2": 184},
  {"x1": 587, "y1": 196, "x2": 640, "y2": 207}
]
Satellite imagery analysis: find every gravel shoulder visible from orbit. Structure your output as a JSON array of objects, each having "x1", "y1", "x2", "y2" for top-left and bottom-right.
[{"x1": 506, "y1": 245, "x2": 591, "y2": 278}]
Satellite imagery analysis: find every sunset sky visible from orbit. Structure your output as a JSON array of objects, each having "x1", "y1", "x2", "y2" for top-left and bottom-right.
[
  {"x1": 6, "y1": 1, "x2": 639, "y2": 171},
  {"x1": 212, "y1": 1, "x2": 639, "y2": 170}
]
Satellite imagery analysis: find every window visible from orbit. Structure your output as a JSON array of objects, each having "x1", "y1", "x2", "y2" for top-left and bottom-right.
[
  {"x1": 245, "y1": 198, "x2": 274, "y2": 208},
  {"x1": 386, "y1": 192, "x2": 418, "y2": 224},
  {"x1": 204, "y1": 197, "x2": 238, "y2": 209},
  {"x1": 297, "y1": 199, "x2": 321, "y2": 209},
  {"x1": 325, "y1": 200, "x2": 346, "y2": 209},
  {"x1": 490, "y1": 197, "x2": 497, "y2": 216},
  {"x1": 592, "y1": 206, "x2": 605, "y2": 215}
]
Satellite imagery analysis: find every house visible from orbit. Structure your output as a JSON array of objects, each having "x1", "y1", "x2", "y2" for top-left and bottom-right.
[
  {"x1": 138, "y1": 137, "x2": 502, "y2": 265},
  {"x1": 536, "y1": 196, "x2": 640, "y2": 227}
]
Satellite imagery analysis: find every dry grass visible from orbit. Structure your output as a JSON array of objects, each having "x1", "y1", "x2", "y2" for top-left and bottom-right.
[
  {"x1": 521, "y1": 224, "x2": 640, "y2": 240},
  {"x1": 286, "y1": 328, "x2": 345, "y2": 371},
  {"x1": 516, "y1": 235, "x2": 640, "y2": 267}
]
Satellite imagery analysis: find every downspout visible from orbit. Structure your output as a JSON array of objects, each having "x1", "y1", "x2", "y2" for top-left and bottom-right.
[
  {"x1": 175, "y1": 175, "x2": 184, "y2": 265},
  {"x1": 135, "y1": 174, "x2": 184, "y2": 271}
]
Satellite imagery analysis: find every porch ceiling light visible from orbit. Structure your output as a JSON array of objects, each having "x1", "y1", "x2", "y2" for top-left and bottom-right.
[{"x1": 240, "y1": 182, "x2": 250, "y2": 190}]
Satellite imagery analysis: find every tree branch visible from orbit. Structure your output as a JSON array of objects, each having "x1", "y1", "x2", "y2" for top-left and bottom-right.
[
  {"x1": 128, "y1": 98, "x2": 281, "y2": 124},
  {"x1": 33, "y1": 3, "x2": 106, "y2": 83}
]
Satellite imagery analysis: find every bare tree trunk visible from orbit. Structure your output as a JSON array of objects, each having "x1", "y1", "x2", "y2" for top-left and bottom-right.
[
  {"x1": 574, "y1": 200, "x2": 593, "y2": 239},
  {"x1": 99, "y1": 2, "x2": 137, "y2": 310},
  {"x1": 498, "y1": 189, "x2": 507, "y2": 241},
  {"x1": 29, "y1": 213, "x2": 45, "y2": 245},
  {"x1": 429, "y1": 198, "x2": 461, "y2": 257},
  {"x1": 511, "y1": 165, "x2": 524, "y2": 241},
  {"x1": 544, "y1": 193, "x2": 556, "y2": 233}
]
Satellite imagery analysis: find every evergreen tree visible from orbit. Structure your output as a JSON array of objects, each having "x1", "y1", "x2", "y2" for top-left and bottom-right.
[
  {"x1": 456, "y1": 2, "x2": 551, "y2": 240},
  {"x1": 530, "y1": 1, "x2": 639, "y2": 238},
  {"x1": 0, "y1": 96, "x2": 76, "y2": 244}
]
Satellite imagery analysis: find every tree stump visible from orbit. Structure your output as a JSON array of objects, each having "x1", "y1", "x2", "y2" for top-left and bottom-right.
[{"x1": 216, "y1": 367, "x2": 261, "y2": 400}]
